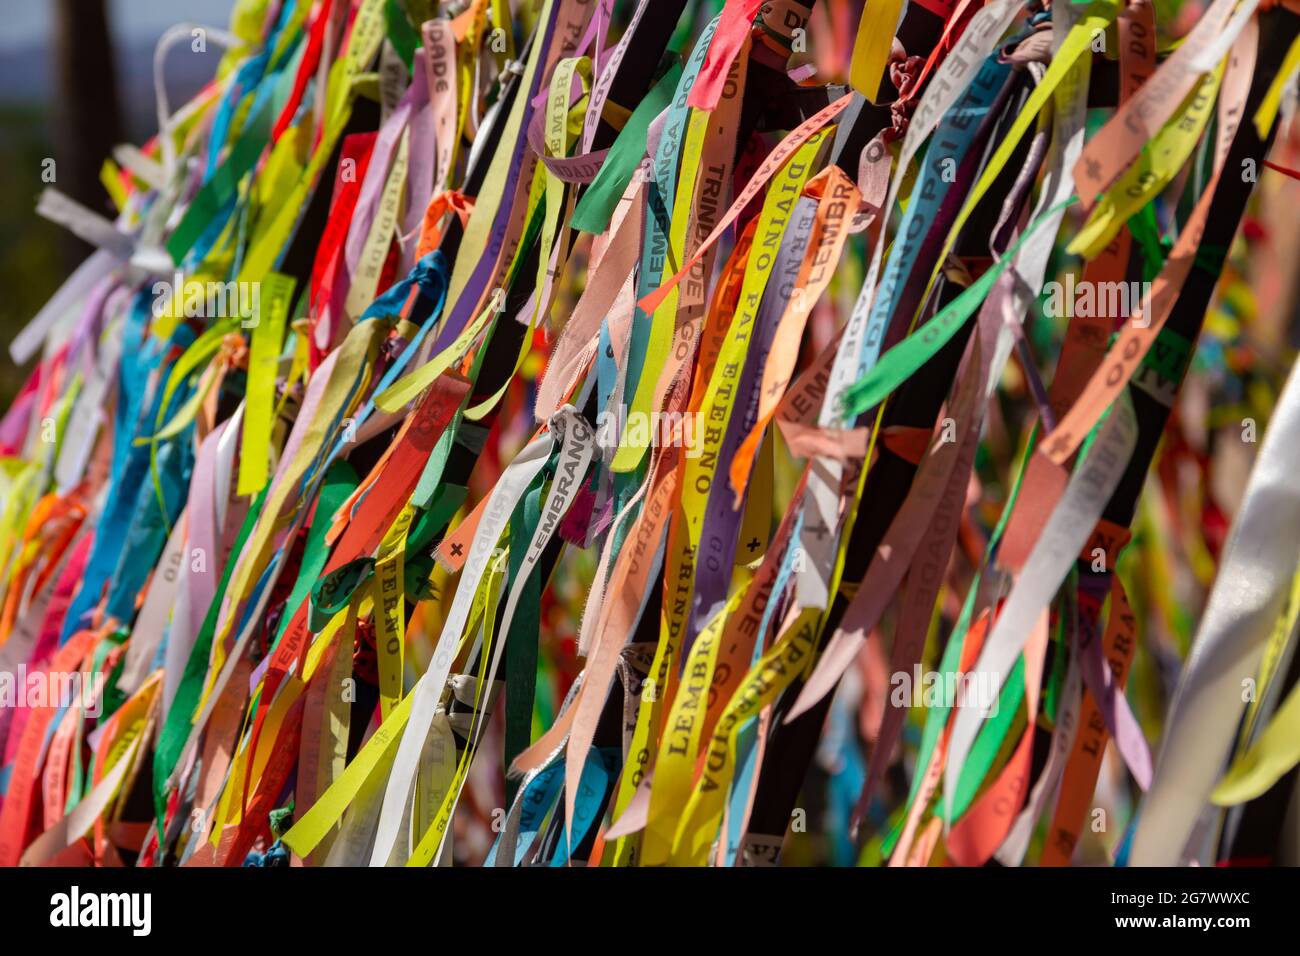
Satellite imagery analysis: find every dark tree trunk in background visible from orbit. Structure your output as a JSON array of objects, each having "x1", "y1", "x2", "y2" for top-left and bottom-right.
[{"x1": 52, "y1": 0, "x2": 123, "y2": 270}]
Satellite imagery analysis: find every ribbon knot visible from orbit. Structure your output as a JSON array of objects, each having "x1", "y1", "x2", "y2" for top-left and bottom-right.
[{"x1": 885, "y1": 46, "x2": 925, "y2": 142}]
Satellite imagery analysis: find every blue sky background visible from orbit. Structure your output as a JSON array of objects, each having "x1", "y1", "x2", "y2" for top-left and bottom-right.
[
  {"x1": 0, "y1": 0, "x2": 239, "y2": 387},
  {"x1": 0, "y1": 0, "x2": 238, "y2": 51}
]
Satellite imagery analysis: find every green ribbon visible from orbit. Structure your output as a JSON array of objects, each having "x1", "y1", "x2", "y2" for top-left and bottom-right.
[
  {"x1": 570, "y1": 63, "x2": 683, "y2": 235},
  {"x1": 843, "y1": 196, "x2": 1080, "y2": 421},
  {"x1": 152, "y1": 486, "x2": 268, "y2": 841}
]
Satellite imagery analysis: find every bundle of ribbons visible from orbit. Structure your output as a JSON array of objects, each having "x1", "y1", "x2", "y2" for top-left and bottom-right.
[{"x1": 1, "y1": 0, "x2": 1299, "y2": 868}]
